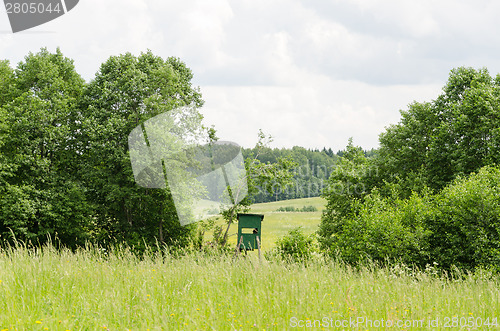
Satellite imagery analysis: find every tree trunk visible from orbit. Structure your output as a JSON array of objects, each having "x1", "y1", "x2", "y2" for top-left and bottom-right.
[
  {"x1": 159, "y1": 219, "x2": 164, "y2": 244},
  {"x1": 221, "y1": 207, "x2": 235, "y2": 247}
]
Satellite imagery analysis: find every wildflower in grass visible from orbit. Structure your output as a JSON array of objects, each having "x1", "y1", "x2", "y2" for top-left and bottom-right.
[{"x1": 35, "y1": 321, "x2": 42, "y2": 324}]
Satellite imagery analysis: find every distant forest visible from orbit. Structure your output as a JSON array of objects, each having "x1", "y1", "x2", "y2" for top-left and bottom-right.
[{"x1": 243, "y1": 146, "x2": 376, "y2": 203}]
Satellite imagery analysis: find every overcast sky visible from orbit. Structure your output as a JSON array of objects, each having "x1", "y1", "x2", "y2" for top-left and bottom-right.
[{"x1": 2, "y1": 0, "x2": 500, "y2": 150}]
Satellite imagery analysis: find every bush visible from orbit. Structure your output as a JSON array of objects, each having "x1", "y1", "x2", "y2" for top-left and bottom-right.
[
  {"x1": 320, "y1": 190, "x2": 432, "y2": 267},
  {"x1": 300, "y1": 205, "x2": 318, "y2": 212},
  {"x1": 275, "y1": 205, "x2": 317, "y2": 212},
  {"x1": 319, "y1": 165, "x2": 500, "y2": 272},
  {"x1": 276, "y1": 206, "x2": 297, "y2": 212},
  {"x1": 425, "y1": 166, "x2": 500, "y2": 271},
  {"x1": 268, "y1": 227, "x2": 315, "y2": 263}
]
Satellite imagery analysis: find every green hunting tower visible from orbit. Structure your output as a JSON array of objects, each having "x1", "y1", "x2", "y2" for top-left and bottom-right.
[{"x1": 236, "y1": 213, "x2": 264, "y2": 251}]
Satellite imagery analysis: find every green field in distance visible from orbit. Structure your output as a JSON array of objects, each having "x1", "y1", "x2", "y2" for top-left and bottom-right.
[{"x1": 206, "y1": 197, "x2": 325, "y2": 251}]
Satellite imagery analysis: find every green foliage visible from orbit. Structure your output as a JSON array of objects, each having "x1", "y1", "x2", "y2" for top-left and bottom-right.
[
  {"x1": 0, "y1": 48, "x2": 204, "y2": 250},
  {"x1": 378, "y1": 66, "x2": 500, "y2": 194},
  {"x1": 0, "y1": 60, "x2": 15, "y2": 106},
  {"x1": 299, "y1": 205, "x2": 317, "y2": 212},
  {"x1": 320, "y1": 189, "x2": 432, "y2": 266},
  {"x1": 243, "y1": 144, "x2": 338, "y2": 203},
  {"x1": 276, "y1": 206, "x2": 298, "y2": 212},
  {"x1": 275, "y1": 205, "x2": 317, "y2": 212},
  {"x1": 0, "y1": 48, "x2": 90, "y2": 247},
  {"x1": 193, "y1": 219, "x2": 221, "y2": 250},
  {"x1": 244, "y1": 131, "x2": 297, "y2": 201},
  {"x1": 77, "y1": 51, "x2": 204, "y2": 248},
  {"x1": 320, "y1": 165, "x2": 500, "y2": 271},
  {"x1": 425, "y1": 166, "x2": 500, "y2": 270},
  {"x1": 268, "y1": 227, "x2": 315, "y2": 263},
  {"x1": 318, "y1": 139, "x2": 379, "y2": 249}
]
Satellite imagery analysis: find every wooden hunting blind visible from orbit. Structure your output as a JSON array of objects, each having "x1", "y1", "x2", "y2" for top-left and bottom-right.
[{"x1": 236, "y1": 213, "x2": 264, "y2": 251}]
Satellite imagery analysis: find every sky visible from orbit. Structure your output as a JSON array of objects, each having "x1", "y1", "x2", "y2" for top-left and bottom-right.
[{"x1": 2, "y1": 0, "x2": 500, "y2": 151}]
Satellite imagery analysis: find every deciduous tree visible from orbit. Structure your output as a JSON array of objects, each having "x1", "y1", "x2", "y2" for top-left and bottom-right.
[
  {"x1": 0, "y1": 48, "x2": 90, "y2": 247},
  {"x1": 77, "y1": 51, "x2": 204, "y2": 248}
]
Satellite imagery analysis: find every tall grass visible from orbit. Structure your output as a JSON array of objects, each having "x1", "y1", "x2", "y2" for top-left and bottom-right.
[{"x1": 0, "y1": 243, "x2": 499, "y2": 330}]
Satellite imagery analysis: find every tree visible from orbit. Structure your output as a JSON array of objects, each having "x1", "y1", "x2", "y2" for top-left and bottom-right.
[
  {"x1": 0, "y1": 61, "x2": 15, "y2": 187},
  {"x1": 241, "y1": 144, "x2": 338, "y2": 203},
  {"x1": 0, "y1": 60, "x2": 15, "y2": 106},
  {"x1": 320, "y1": 165, "x2": 500, "y2": 271},
  {"x1": 77, "y1": 51, "x2": 205, "y2": 249},
  {"x1": 377, "y1": 101, "x2": 436, "y2": 193},
  {"x1": 425, "y1": 166, "x2": 500, "y2": 270},
  {"x1": 0, "y1": 48, "x2": 90, "y2": 247},
  {"x1": 319, "y1": 67, "x2": 500, "y2": 269},
  {"x1": 317, "y1": 138, "x2": 377, "y2": 251},
  {"x1": 378, "y1": 67, "x2": 500, "y2": 193}
]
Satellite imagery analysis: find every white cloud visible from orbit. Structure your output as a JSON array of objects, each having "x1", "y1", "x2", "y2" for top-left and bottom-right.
[
  {"x1": 1, "y1": 0, "x2": 499, "y2": 150},
  {"x1": 200, "y1": 77, "x2": 442, "y2": 150}
]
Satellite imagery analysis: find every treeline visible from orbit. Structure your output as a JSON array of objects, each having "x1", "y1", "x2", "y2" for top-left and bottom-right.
[
  {"x1": 243, "y1": 146, "x2": 338, "y2": 203},
  {"x1": 318, "y1": 67, "x2": 500, "y2": 272},
  {"x1": 243, "y1": 146, "x2": 377, "y2": 203},
  {"x1": 0, "y1": 48, "x2": 204, "y2": 250}
]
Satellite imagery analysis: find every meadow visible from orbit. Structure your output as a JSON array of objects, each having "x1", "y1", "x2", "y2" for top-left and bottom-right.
[
  {"x1": 210, "y1": 197, "x2": 324, "y2": 251},
  {"x1": 1, "y1": 244, "x2": 499, "y2": 330},
  {"x1": 1, "y1": 198, "x2": 499, "y2": 330}
]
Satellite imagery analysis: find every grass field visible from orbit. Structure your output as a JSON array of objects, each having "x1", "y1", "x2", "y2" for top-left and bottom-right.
[
  {"x1": 208, "y1": 197, "x2": 325, "y2": 251},
  {"x1": 0, "y1": 244, "x2": 499, "y2": 330},
  {"x1": 1, "y1": 197, "x2": 500, "y2": 330}
]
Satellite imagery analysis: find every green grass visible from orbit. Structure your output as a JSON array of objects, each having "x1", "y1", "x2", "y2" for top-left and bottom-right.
[
  {"x1": 2, "y1": 198, "x2": 499, "y2": 329},
  {"x1": 0, "y1": 244, "x2": 499, "y2": 330},
  {"x1": 208, "y1": 197, "x2": 325, "y2": 251}
]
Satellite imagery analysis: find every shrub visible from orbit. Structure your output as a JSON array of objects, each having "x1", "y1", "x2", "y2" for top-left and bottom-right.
[
  {"x1": 276, "y1": 206, "x2": 297, "y2": 212},
  {"x1": 300, "y1": 205, "x2": 318, "y2": 212},
  {"x1": 321, "y1": 190, "x2": 432, "y2": 267},
  {"x1": 319, "y1": 165, "x2": 500, "y2": 272},
  {"x1": 275, "y1": 205, "x2": 318, "y2": 212},
  {"x1": 425, "y1": 166, "x2": 500, "y2": 271},
  {"x1": 269, "y1": 227, "x2": 315, "y2": 263}
]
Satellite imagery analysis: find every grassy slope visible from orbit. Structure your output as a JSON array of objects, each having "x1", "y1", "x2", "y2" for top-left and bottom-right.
[{"x1": 209, "y1": 197, "x2": 325, "y2": 251}]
